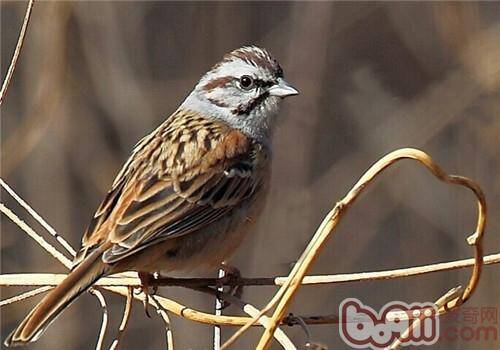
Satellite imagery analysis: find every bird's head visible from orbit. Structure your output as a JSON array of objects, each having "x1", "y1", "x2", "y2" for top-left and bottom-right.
[{"x1": 182, "y1": 46, "x2": 298, "y2": 140}]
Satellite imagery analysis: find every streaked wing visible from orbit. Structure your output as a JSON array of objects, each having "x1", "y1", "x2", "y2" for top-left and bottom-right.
[
  {"x1": 76, "y1": 110, "x2": 264, "y2": 265},
  {"x1": 102, "y1": 165, "x2": 258, "y2": 263}
]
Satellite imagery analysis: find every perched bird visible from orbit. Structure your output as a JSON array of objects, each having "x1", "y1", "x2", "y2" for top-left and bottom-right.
[{"x1": 5, "y1": 46, "x2": 298, "y2": 346}]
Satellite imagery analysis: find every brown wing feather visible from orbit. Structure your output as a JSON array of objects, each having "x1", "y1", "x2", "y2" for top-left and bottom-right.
[{"x1": 75, "y1": 109, "x2": 265, "y2": 266}]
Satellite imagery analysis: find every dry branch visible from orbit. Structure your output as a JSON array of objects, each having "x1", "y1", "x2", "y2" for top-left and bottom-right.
[
  {"x1": 1, "y1": 1, "x2": 498, "y2": 349},
  {"x1": 148, "y1": 295, "x2": 175, "y2": 350},
  {"x1": 109, "y1": 287, "x2": 133, "y2": 350},
  {"x1": 3, "y1": 252, "x2": 500, "y2": 290},
  {"x1": 0, "y1": 203, "x2": 73, "y2": 267},
  {"x1": 221, "y1": 148, "x2": 487, "y2": 349},
  {"x1": 0, "y1": 0, "x2": 35, "y2": 107},
  {"x1": 0, "y1": 286, "x2": 52, "y2": 307},
  {"x1": 0, "y1": 179, "x2": 76, "y2": 256},
  {"x1": 92, "y1": 289, "x2": 109, "y2": 350},
  {"x1": 0, "y1": 146, "x2": 495, "y2": 350},
  {"x1": 1, "y1": 177, "x2": 293, "y2": 347}
]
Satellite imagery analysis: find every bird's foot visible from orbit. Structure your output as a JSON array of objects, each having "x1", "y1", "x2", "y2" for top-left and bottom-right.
[
  {"x1": 138, "y1": 271, "x2": 158, "y2": 318},
  {"x1": 216, "y1": 262, "x2": 243, "y2": 309}
]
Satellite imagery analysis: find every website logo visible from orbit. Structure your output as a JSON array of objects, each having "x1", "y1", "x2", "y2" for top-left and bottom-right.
[{"x1": 339, "y1": 298, "x2": 439, "y2": 349}]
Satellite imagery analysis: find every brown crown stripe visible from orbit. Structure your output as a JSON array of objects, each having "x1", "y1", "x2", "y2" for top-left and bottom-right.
[
  {"x1": 229, "y1": 49, "x2": 275, "y2": 72},
  {"x1": 224, "y1": 48, "x2": 283, "y2": 77},
  {"x1": 203, "y1": 76, "x2": 233, "y2": 91},
  {"x1": 210, "y1": 47, "x2": 282, "y2": 77}
]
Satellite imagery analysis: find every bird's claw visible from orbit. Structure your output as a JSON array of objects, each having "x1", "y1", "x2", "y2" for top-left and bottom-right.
[
  {"x1": 215, "y1": 263, "x2": 243, "y2": 309},
  {"x1": 138, "y1": 272, "x2": 158, "y2": 318}
]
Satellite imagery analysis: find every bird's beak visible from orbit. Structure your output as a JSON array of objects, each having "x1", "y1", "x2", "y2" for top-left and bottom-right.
[{"x1": 268, "y1": 78, "x2": 299, "y2": 97}]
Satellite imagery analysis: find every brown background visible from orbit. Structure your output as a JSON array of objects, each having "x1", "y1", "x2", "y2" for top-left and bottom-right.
[{"x1": 1, "y1": 1, "x2": 499, "y2": 349}]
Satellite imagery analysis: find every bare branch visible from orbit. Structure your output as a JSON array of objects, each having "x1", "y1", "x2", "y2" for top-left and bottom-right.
[
  {"x1": 0, "y1": 148, "x2": 493, "y2": 349},
  {"x1": 152, "y1": 252, "x2": 500, "y2": 287},
  {"x1": 213, "y1": 269, "x2": 225, "y2": 350},
  {"x1": 0, "y1": 203, "x2": 72, "y2": 268},
  {"x1": 251, "y1": 148, "x2": 486, "y2": 350},
  {"x1": 148, "y1": 295, "x2": 175, "y2": 350},
  {"x1": 91, "y1": 289, "x2": 109, "y2": 350},
  {"x1": 0, "y1": 179, "x2": 76, "y2": 256},
  {"x1": 193, "y1": 287, "x2": 296, "y2": 349},
  {"x1": 0, "y1": 0, "x2": 35, "y2": 107},
  {"x1": 0, "y1": 286, "x2": 52, "y2": 307},
  {"x1": 109, "y1": 287, "x2": 133, "y2": 350}
]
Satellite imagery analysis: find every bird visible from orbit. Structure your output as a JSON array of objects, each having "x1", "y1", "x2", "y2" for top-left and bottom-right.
[{"x1": 5, "y1": 46, "x2": 298, "y2": 346}]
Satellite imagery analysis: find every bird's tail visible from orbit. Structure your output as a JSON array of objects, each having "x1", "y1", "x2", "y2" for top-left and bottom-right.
[{"x1": 4, "y1": 246, "x2": 110, "y2": 347}]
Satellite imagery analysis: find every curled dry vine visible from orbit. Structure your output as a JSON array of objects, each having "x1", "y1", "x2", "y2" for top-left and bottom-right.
[
  {"x1": 1, "y1": 147, "x2": 496, "y2": 349},
  {"x1": 222, "y1": 148, "x2": 487, "y2": 350}
]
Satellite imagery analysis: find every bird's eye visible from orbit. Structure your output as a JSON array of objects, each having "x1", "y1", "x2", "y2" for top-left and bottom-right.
[{"x1": 239, "y1": 75, "x2": 254, "y2": 90}]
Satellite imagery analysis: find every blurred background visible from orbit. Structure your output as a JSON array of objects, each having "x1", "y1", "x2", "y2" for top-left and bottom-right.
[{"x1": 1, "y1": 1, "x2": 499, "y2": 349}]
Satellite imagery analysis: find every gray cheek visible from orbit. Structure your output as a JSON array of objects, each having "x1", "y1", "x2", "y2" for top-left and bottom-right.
[{"x1": 208, "y1": 87, "x2": 250, "y2": 108}]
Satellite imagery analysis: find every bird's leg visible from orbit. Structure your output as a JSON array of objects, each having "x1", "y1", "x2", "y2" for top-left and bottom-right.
[
  {"x1": 138, "y1": 271, "x2": 158, "y2": 318},
  {"x1": 215, "y1": 262, "x2": 243, "y2": 309}
]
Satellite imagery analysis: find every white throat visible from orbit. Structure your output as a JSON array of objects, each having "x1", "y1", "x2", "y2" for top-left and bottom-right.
[{"x1": 180, "y1": 88, "x2": 280, "y2": 142}]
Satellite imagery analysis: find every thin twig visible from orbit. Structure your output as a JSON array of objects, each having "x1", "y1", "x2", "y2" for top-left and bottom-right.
[
  {"x1": 220, "y1": 275, "x2": 287, "y2": 348},
  {"x1": 1, "y1": 251, "x2": 498, "y2": 330},
  {"x1": 0, "y1": 286, "x2": 52, "y2": 307},
  {"x1": 0, "y1": 203, "x2": 72, "y2": 268},
  {"x1": 109, "y1": 287, "x2": 133, "y2": 350},
  {"x1": 238, "y1": 304, "x2": 296, "y2": 350},
  {"x1": 0, "y1": 0, "x2": 35, "y2": 107},
  {"x1": 0, "y1": 149, "x2": 493, "y2": 349},
  {"x1": 389, "y1": 286, "x2": 463, "y2": 350},
  {"x1": 193, "y1": 286, "x2": 296, "y2": 349},
  {"x1": 213, "y1": 269, "x2": 224, "y2": 350},
  {"x1": 1, "y1": 252, "x2": 499, "y2": 325},
  {"x1": 152, "y1": 252, "x2": 500, "y2": 287},
  {"x1": 91, "y1": 289, "x2": 109, "y2": 350},
  {"x1": 0, "y1": 178, "x2": 76, "y2": 256},
  {"x1": 148, "y1": 295, "x2": 175, "y2": 350},
  {"x1": 254, "y1": 148, "x2": 486, "y2": 350}
]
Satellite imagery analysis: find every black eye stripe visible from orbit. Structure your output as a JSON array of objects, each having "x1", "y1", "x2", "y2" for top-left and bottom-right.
[
  {"x1": 254, "y1": 79, "x2": 274, "y2": 89},
  {"x1": 232, "y1": 91, "x2": 269, "y2": 116},
  {"x1": 234, "y1": 77, "x2": 274, "y2": 89}
]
